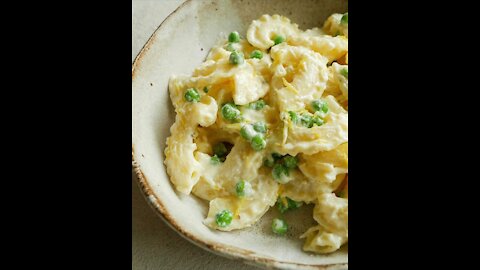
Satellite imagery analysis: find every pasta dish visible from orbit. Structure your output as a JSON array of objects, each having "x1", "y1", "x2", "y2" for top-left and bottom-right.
[{"x1": 165, "y1": 12, "x2": 348, "y2": 254}]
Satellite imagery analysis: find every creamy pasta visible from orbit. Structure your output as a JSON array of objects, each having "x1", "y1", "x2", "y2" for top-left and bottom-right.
[{"x1": 165, "y1": 12, "x2": 348, "y2": 254}]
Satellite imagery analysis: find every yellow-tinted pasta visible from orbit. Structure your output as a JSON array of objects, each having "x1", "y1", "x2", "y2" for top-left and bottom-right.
[
  {"x1": 247, "y1": 14, "x2": 300, "y2": 50},
  {"x1": 323, "y1": 13, "x2": 348, "y2": 38}
]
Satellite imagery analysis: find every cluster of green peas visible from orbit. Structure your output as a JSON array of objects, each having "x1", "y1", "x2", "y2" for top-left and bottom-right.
[
  {"x1": 265, "y1": 153, "x2": 303, "y2": 235},
  {"x1": 216, "y1": 196, "x2": 299, "y2": 235},
  {"x1": 214, "y1": 192, "x2": 301, "y2": 236},
  {"x1": 287, "y1": 99, "x2": 330, "y2": 130},
  {"x1": 226, "y1": 30, "x2": 285, "y2": 65},
  {"x1": 186, "y1": 26, "x2": 345, "y2": 232},
  {"x1": 271, "y1": 196, "x2": 303, "y2": 235},
  {"x1": 240, "y1": 121, "x2": 267, "y2": 151},
  {"x1": 214, "y1": 152, "x2": 302, "y2": 232},
  {"x1": 183, "y1": 87, "x2": 269, "y2": 152},
  {"x1": 198, "y1": 100, "x2": 266, "y2": 168},
  {"x1": 209, "y1": 140, "x2": 254, "y2": 228},
  {"x1": 264, "y1": 152, "x2": 298, "y2": 183},
  {"x1": 222, "y1": 99, "x2": 268, "y2": 151},
  {"x1": 214, "y1": 178, "x2": 253, "y2": 228},
  {"x1": 208, "y1": 140, "x2": 252, "y2": 226},
  {"x1": 210, "y1": 142, "x2": 230, "y2": 164}
]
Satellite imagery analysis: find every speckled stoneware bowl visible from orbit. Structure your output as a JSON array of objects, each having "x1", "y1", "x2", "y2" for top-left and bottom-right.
[{"x1": 132, "y1": 0, "x2": 348, "y2": 269}]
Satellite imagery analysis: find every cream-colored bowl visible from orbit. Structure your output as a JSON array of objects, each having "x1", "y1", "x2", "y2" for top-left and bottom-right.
[{"x1": 132, "y1": 0, "x2": 348, "y2": 269}]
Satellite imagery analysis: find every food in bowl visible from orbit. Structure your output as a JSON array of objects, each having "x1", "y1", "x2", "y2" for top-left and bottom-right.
[{"x1": 164, "y1": 13, "x2": 348, "y2": 254}]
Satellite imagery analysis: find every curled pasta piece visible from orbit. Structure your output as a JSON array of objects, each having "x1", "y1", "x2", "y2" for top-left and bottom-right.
[
  {"x1": 247, "y1": 14, "x2": 300, "y2": 50},
  {"x1": 270, "y1": 44, "x2": 329, "y2": 112},
  {"x1": 168, "y1": 75, "x2": 194, "y2": 111},
  {"x1": 192, "y1": 138, "x2": 263, "y2": 201},
  {"x1": 202, "y1": 139, "x2": 278, "y2": 230},
  {"x1": 323, "y1": 66, "x2": 342, "y2": 98},
  {"x1": 281, "y1": 144, "x2": 348, "y2": 202},
  {"x1": 164, "y1": 115, "x2": 202, "y2": 194},
  {"x1": 288, "y1": 35, "x2": 348, "y2": 63},
  {"x1": 331, "y1": 62, "x2": 348, "y2": 100},
  {"x1": 323, "y1": 13, "x2": 348, "y2": 38},
  {"x1": 314, "y1": 193, "x2": 348, "y2": 236},
  {"x1": 301, "y1": 27, "x2": 327, "y2": 37},
  {"x1": 178, "y1": 57, "x2": 269, "y2": 106},
  {"x1": 300, "y1": 193, "x2": 348, "y2": 253},
  {"x1": 300, "y1": 225, "x2": 347, "y2": 253},
  {"x1": 302, "y1": 143, "x2": 348, "y2": 169},
  {"x1": 213, "y1": 138, "x2": 265, "y2": 189},
  {"x1": 191, "y1": 96, "x2": 218, "y2": 127},
  {"x1": 232, "y1": 61, "x2": 269, "y2": 105},
  {"x1": 203, "y1": 172, "x2": 278, "y2": 230},
  {"x1": 280, "y1": 96, "x2": 347, "y2": 155},
  {"x1": 191, "y1": 152, "x2": 228, "y2": 201},
  {"x1": 282, "y1": 170, "x2": 346, "y2": 203}
]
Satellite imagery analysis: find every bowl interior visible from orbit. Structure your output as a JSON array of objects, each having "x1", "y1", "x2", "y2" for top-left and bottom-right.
[{"x1": 132, "y1": 0, "x2": 348, "y2": 268}]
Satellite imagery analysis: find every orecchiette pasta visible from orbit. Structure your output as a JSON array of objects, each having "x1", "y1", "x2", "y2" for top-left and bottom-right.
[{"x1": 165, "y1": 12, "x2": 348, "y2": 254}]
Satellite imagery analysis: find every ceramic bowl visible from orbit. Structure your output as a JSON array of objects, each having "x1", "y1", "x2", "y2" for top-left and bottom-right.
[{"x1": 132, "y1": 0, "x2": 348, "y2": 269}]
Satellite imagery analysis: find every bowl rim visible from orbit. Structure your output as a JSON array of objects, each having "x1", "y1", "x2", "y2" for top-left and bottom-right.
[{"x1": 132, "y1": 1, "x2": 348, "y2": 269}]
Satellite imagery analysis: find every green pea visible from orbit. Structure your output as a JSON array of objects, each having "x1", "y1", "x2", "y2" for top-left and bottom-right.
[
  {"x1": 248, "y1": 99, "x2": 266, "y2": 110},
  {"x1": 312, "y1": 116, "x2": 324, "y2": 126},
  {"x1": 235, "y1": 180, "x2": 252, "y2": 197},
  {"x1": 271, "y1": 218, "x2": 288, "y2": 235},
  {"x1": 250, "y1": 50, "x2": 263, "y2": 59},
  {"x1": 341, "y1": 13, "x2": 348, "y2": 25},
  {"x1": 311, "y1": 100, "x2": 329, "y2": 113},
  {"x1": 221, "y1": 103, "x2": 241, "y2": 121},
  {"x1": 228, "y1": 31, "x2": 240, "y2": 43},
  {"x1": 184, "y1": 88, "x2": 200, "y2": 103},
  {"x1": 272, "y1": 163, "x2": 288, "y2": 181},
  {"x1": 211, "y1": 155, "x2": 222, "y2": 165},
  {"x1": 300, "y1": 114, "x2": 314, "y2": 128},
  {"x1": 250, "y1": 134, "x2": 266, "y2": 151},
  {"x1": 240, "y1": 124, "x2": 256, "y2": 141},
  {"x1": 215, "y1": 210, "x2": 233, "y2": 227},
  {"x1": 213, "y1": 142, "x2": 228, "y2": 157},
  {"x1": 311, "y1": 100, "x2": 321, "y2": 112},
  {"x1": 277, "y1": 197, "x2": 289, "y2": 213},
  {"x1": 235, "y1": 180, "x2": 245, "y2": 197},
  {"x1": 273, "y1": 35, "x2": 285, "y2": 45},
  {"x1": 283, "y1": 155, "x2": 298, "y2": 169},
  {"x1": 225, "y1": 43, "x2": 235, "y2": 52},
  {"x1": 253, "y1": 122, "x2": 267, "y2": 133},
  {"x1": 288, "y1": 111, "x2": 299, "y2": 124},
  {"x1": 229, "y1": 51, "x2": 244, "y2": 65},
  {"x1": 263, "y1": 157, "x2": 274, "y2": 167},
  {"x1": 277, "y1": 197, "x2": 302, "y2": 213},
  {"x1": 287, "y1": 197, "x2": 302, "y2": 209},
  {"x1": 340, "y1": 68, "x2": 348, "y2": 79}
]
